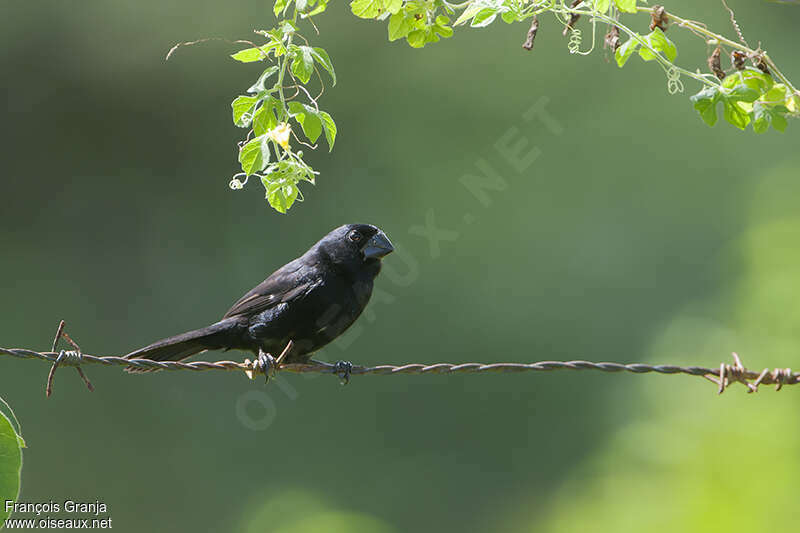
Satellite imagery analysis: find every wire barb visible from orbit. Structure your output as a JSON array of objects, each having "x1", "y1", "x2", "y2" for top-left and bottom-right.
[
  {"x1": 753, "y1": 366, "x2": 793, "y2": 392},
  {"x1": 45, "y1": 320, "x2": 94, "y2": 397},
  {"x1": 704, "y1": 352, "x2": 755, "y2": 394}
]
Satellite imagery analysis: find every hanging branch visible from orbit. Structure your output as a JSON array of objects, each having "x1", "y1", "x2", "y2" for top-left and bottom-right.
[{"x1": 192, "y1": 0, "x2": 799, "y2": 211}]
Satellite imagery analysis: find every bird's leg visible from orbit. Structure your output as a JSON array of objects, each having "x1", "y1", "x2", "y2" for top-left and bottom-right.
[
  {"x1": 275, "y1": 340, "x2": 294, "y2": 366},
  {"x1": 332, "y1": 360, "x2": 353, "y2": 385},
  {"x1": 257, "y1": 348, "x2": 277, "y2": 384}
]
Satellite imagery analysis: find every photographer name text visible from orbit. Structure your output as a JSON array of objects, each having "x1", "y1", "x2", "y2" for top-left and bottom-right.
[{"x1": 4, "y1": 500, "x2": 112, "y2": 529}]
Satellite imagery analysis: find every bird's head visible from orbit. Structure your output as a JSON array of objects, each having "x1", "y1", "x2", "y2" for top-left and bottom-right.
[{"x1": 315, "y1": 224, "x2": 394, "y2": 275}]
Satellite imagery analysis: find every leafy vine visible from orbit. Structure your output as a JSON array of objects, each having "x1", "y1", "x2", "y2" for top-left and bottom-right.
[
  {"x1": 227, "y1": 0, "x2": 798, "y2": 211},
  {"x1": 228, "y1": 0, "x2": 336, "y2": 213}
]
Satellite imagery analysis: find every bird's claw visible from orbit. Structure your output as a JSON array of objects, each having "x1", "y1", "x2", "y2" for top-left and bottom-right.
[
  {"x1": 257, "y1": 351, "x2": 277, "y2": 383},
  {"x1": 333, "y1": 360, "x2": 353, "y2": 385}
]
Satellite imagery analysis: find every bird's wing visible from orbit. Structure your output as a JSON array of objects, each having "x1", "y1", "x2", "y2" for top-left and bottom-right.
[{"x1": 222, "y1": 259, "x2": 318, "y2": 319}]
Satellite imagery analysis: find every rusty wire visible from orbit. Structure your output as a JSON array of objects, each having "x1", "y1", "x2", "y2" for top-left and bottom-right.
[{"x1": 1, "y1": 335, "x2": 797, "y2": 397}]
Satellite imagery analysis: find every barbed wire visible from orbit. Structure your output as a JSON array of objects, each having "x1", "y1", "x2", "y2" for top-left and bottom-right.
[{"x1": 1, "y1": 322, "x2": 797, "y2": 397}]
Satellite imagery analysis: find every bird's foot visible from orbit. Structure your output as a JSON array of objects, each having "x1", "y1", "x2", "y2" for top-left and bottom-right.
[
  {"x1": 257, "y1": 350, "x2": 277, "y2": 383},
  {"x1": 333, "y1": 360, "x2": 353, "y2": 385}
]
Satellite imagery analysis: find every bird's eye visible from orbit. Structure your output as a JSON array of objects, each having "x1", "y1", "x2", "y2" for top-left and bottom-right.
[{"x1": 348, "y1": 231, "x2": 362, "y2": 243}]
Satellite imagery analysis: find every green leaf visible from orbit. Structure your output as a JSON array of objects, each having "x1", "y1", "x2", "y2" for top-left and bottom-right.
[
  {"x1": 386, "y1": 0, "x2": 402, "y2": 14},
  {"x1": 232, "y1": 95, "x2": 259, "y2": 128},
  {"x1": 615, "y1": 36, "x2": 640, "y2": 68},
  {"x1": 772, "y1": 111, "x2": 788, "y2": 132},
  {"x1": 253, "y1": 97, "x2": 279, "y2": 136},
  {"x1": 753, "y1": 103, "x2": 770, "y2": 134},
  {"x1": 310, "y1": 47, "x2": 336, "y2": 85},
  {"x1": 726, "y1": 84, "x2": 760, "y2": 103},
  {"x1": 722, "y1": 68, "x2": 772, "y2": 94},
  {"x1": 454, "y1": 5, "x2": 482, "y2": 26},
  {"x1": 638, "y1": 28, "x2": 677, "y2": 62},
  {"x1": 290, "y1": 45, "x2": 315, "y2": 84},
  {"x1": 262, "y1": 177, "x2": 299, "y2": 214},
  {"x1": 594, "y1": 0, "x2": 611, "y2": 13},
  {"x1": 722, "y1": 100, "x2": 751, "y2": 130},
  {"x1": 274, "y1": 0, "x2": 290, "y2": 17},
  {"x1": 690, "y1": 86, "x2": 720, "y2": 127},
  {"x1": 753, "y1": 102, "x2": 789, "y2": 133},
  {"x1": 350, "y1": 0, "x2": 401, "y2": 19},
  {"x1": 407, "y1": 29, "x2": 426, "y2": 48},
  {"x1": 471, "y1": 8, "x2": 498, "y2": 28},
  {"x1": 247, "y1": 66, "x2": 280, "y2": 94},
  {"x1": 0, "y1": 404, "x2": 23, "y2": 524},
  {"x1": 614, "y1": 0, "x2": 637, "y2": 13},
  {"x1": 260, "y1": 136, "x2": 272, "y2": 166},
  {"x1": 277, "y1": 20, "x2": 299, "y2": 36},
  {"x1": 239, "y1": 135, "x2": 268, "y2": 175},
  {"x1": 789, "y1": 94, "x2": 800, "y2": 114},
  {"x1": 434, "y1": 23, "x2": 454, "y2": 38},
  {"x1": 761, "y1": 84, "x2": 788, "y2": 105},
  {"x1": 264, "y1": 159, "x2": 318, "y2": 186},
  {"x1": 288, "y1": 101, "x2": 323, "y2": 143},
  {"x1": 719, "y1": 83, "x2": 765, "y2": 130},
  {"x1": 319, "y1": 110, "x2": 337, "y2": 151},
  {"x1": 424, "y1": 29, "x2": 441, "y2": 45},
  {"x1": 0, "y1": 397, "x2": 24, "y2": 449},
  {"x1": 231, "y1": 44, "x2": 277, "y2": 63},
  {"x1": 300, "y1": 114, "x2": 323, "y2": 143},
  {"x1": 388, "y1": 13, "x2": 413, "y2": 41},
  {"x1": 306, "y1": 0, "x2": 329, "y2": 16}
]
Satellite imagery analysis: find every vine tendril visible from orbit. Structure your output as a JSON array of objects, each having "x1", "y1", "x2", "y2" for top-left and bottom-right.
[
  {"x1": 567, "y1": 28, "x2": 582, "y2": 54},
  {"x1": 665, "y1": 66, "x2": 684, "y2": 95}
]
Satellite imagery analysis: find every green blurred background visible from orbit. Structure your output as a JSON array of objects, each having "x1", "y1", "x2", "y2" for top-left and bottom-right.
[{"x1": 2, "y1": 1, "x2": 799, "y2": 531}]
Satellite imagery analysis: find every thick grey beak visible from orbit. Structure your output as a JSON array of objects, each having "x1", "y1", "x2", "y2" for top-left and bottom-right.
[{"x1": 362, "y1": 231, "x2": 394, "y2": 260}]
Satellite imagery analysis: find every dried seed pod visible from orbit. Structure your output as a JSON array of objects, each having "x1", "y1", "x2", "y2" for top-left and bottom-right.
[
  {"x1": 563, "y1": 0, "x2": 582, "y2": 37},
  {"x1": 731, "y1": 50, "x2": 746, "y2": 71},
  {"x1": 650, "y1": 5, "x2": 669, "y2": 31},
  {"x1": 604, "y1": 25, "x2": 620, "y2": 53},
  {"x1": 753, "y1": 54, "x2": 771, "y2": 75},
  {"x1": 522, "y1": 15, "x2": 539, "y2": 51},
  {"x1": 708, "y1": 47, "x2": 725, "y2": 80}
]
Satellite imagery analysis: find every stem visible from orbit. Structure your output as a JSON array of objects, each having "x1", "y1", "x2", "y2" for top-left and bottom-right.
[
  {"x1": 634, "y1": 6, "x2": 798, "y2": 96},
  {"x1": 482, "y1": 0, "x2": 798, "y2": 102},
  {"x1": 274, "y1": 10, "x2": 300, "y2": 161},
  {"x1": 276, "y1": 11, "x2": 299, "y2": 124},
  {"x1": 444, "y1": 1, "x2": 472, "y2": 9},
  {"x1": 560, "y1": 5, "x2": 718, "y2": 88}
]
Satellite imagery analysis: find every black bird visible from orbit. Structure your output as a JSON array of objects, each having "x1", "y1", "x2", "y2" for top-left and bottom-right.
[{"x1": 124, "y1": 224, "x2": 394, "y2": 376}]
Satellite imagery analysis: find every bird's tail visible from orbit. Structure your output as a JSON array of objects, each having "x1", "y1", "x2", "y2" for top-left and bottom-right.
[{"x1": 123, "y1": 318, "x2": 240, "y2": 373}]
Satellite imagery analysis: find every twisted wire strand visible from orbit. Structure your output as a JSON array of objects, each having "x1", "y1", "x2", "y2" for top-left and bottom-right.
[{"x1": 1, "y1": 346, "x2": 797, "y2": 393}]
